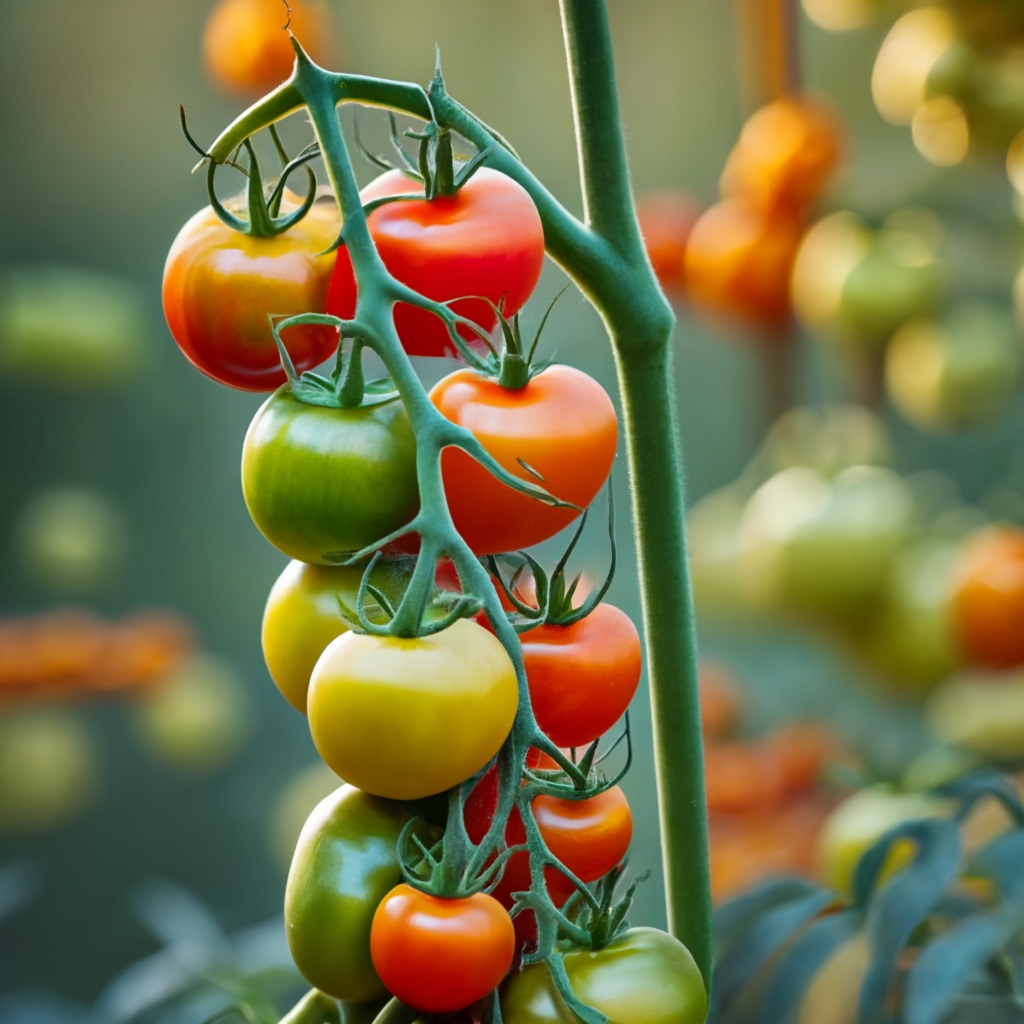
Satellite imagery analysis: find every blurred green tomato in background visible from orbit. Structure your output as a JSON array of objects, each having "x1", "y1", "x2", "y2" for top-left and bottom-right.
[
  {"x1": 792, "y1": 211, "x2": 942, "y2": 345},
  {"x1": 134, "y1": 653, "x2": 251, "y2": 773},
  {"x1": 885, "y1": 303, "x2": 1021, "y2": 432},
  {"x1": 739, "y1": 465, "x2": 913, "y2": 616},
  {"x1": 861, "y1": 537, "x2": 963, "y2": 692},
  {"x1": 927, "y1": 668, "x2": 1024, "y2": 760},
  {"x1": 15, "y1": 487, "x2": 126, "y2": 594},
  {"x1": 0, "y1": 710, "x2": 98, "y2": 832},
  {"x1": 0, "y1": 266, "x2": 149, "y2": 386},
  {"x1": 816, "y1": 785, "x2": 949, "y2": 896}
]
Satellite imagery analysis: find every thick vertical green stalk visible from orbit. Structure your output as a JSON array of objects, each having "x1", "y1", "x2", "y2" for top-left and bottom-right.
[{"x1": 559, "y1": 0, "x2": 713, "y2": 987}]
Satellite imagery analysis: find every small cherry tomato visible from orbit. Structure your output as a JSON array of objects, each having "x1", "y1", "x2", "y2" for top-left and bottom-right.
[
  {"x1": 327, "y1": 169, "x2": 544, "y2": 358},
  {"x1": 698, "y1": 661, "x2": 743, "y2": 740},
  {"x1": 307, "y1": 618, "x2": 517, "y2": 800},
  {"x1": 370, "y1": 884, "x2": 514, "y2": 1013},
  {"x1": 520, "y1": 604, "x2": 640, "y2": 748},
  {"x1": 163, "y1": 197, "x2": 340, "y2": 392},
  {"x1": 684, "y1": 199, "x2": 804, "y2": 330},
  {"x1": 719, "y1": 95, "x2": 843, "y2": 211},
  {"x1": 635, "y1": 191, "x2": 702, "y2": 292},
  {"x1": 952, "y1": 526, "x2": 1024, "y2": 669},
  {"x1": 241, "y1": 388, "x2": 419, "y2": 564},
  {"x1": 202, "y1": 0, "x2": 333, "y2": 96},
  {"x1": 285, "y1": 784, "x2": 436, "y2": 1002},
  {"x1": 501, "y1": 927, "x2": 706, "y2": 1024},
  {"x1": 465, "y1": 766, "x2": 633, "y2": 909},
  {"x1": 429, "y1": 365, "x2": 617, "y2": 555},
  {"x1": 765, "y1": 722, "x2": 840, "y2": 794}
]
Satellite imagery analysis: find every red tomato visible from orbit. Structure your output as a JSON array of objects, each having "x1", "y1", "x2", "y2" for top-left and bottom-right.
[
  {"x1": 636, "y1": 191, "x2": 702, "y2": 292},
  {"x1": 202, "y1": 0, "x2": 333, "y2": 96},
  {"x1": 429, "y1": 365, "x2": 618, "y2": 555},
  {"x1": 684, "y1": 199, "x2": 803, "y2": 329},
  {"x1": 521, "y1": 604, "x2": 641, "y2": 748},
  {"x1": 326, "y1": 169, "x2": 544, "y2": 358},
  {"x1": 952, "y1": 526, "x2": 1024, "y2": 669},
  {"x1": 163, "y1": 198, "x2": 340, "y2": 391},
  {"x1": 704, "y1": 742, "x2": 786, "y2": 816},
  {"x1": 465, "y1": 763, "x2": 633, "y2": 911},
  {"x1": 719, "y1": 96, "x2": 843, "y2": 211},
  {"x1": 370, "y1": 884, "x2": 514, "y2": 1012}
]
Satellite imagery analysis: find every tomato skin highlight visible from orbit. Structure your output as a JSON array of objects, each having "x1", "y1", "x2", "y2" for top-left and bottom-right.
[
  {"x1": 307, "y1": 618, "x2": 518, "y2": 800},
  {"x1": 429, "y1": 365, "x2": 618, "y2": 555},
  {"x1": 521, "y1": 603, "x2": 641, "y2": 748},
  {"x1": 163, "y1": 202, "x2": 340, "y2": 391},
  {"x1": 951, "y1": 526, "x2": 1024, "y2": 670},
  {"x1": 241, "y1": 389, "x2": 419, "y2": 564},
  {"x1": 202, "y1": 0, "x2": 332, "y2": 96},
  {"x1": 501, "y1": 927, "x2": 707, "y2": 1024},
  {"x1": 370, "y1": 884, "x2": 515, "y2": 1013},
  {"x1": 327, "y1": 169, "x2": 544, "y2": 358},
  {"x1": 285, "y1": 784, "x2": 433, "y2": 1002}
]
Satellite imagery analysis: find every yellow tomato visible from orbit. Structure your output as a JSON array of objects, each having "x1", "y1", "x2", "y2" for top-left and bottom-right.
[
  {"x1": 307, "y1": 619, "x2": 517, "y2": 800},
  {"x1": 816, "y1": 786, "x2": 948, "y2": 897},
  {"x1": 262, "y1": 561, "x2": 360, "y2": 713}
]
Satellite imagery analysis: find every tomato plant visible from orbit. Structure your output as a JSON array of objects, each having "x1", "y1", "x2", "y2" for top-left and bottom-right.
[
  {"x1": 370, "y1": 884, "x2": 515, "y2": 1013},
  {"x1": 501, "y1": 927, "x2": 707, "y2": 1024},
  {"x1": 306, "y1": 618, "x2": 517, "y2": 800},
  {"x1": 163, "y1": 197, "x2": 340, "y2": 392},
  {"x1": 430, "y1": 364, "x2": 617, "y2": 555},
  {"x1": 327, "y1": 168, "x2": 544, "y2": 358},
  {"x1": 242, "y1": 388, "x2": 419, "y2": 564},
  {"x1": 285, "y1": 784, "x2": 435, "y2": 1002},
  {"x1": 952, "y1": 526, "x2": 1024, "y2": 669},
  {"x1": 520, "y1": 603, "x2": 640, "y2": 748}
]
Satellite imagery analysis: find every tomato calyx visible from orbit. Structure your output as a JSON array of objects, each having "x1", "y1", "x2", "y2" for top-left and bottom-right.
[
  {"x1": 181, "y1": 110, "x2": 321, "y2": 238},
  {"x1": 268, "y1": 313, "x2": 400, "y2": 410},
  {"x1": 487, "y1": 487, "x2": 617, "y2": 631}
]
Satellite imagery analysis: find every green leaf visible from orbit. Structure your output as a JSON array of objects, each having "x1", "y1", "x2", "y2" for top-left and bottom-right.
[
  {"x1": 711, "y1": 887, "x2": 834, "y2": 1018},
  {"x1": 758, "y1": 910, "x2": 861, "y2": 1024},
  {"x1": 937, "y1": 771, "x2": 1024, "y2": 829},
  {"x1": 715, "y1": 878, "x2": 828, "y2": 952},
  {"x1": 904, "y1": 896, "x2": 1024, "y2": 1024},
  {"x1": 968, "y1": 830, "x2": 1024, "y2": 900},
  {"x1": 856, "y1": 818, "x2": 961, "y2": 1024},
  {"x1": 941, "y1": 995, "x2": 1024, "y2": 1023}
]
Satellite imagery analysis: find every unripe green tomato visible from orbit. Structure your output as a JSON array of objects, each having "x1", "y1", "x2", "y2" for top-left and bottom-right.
[
  {"x1": 886, "y1": 303, "x2": 1021, "y2": 432},
  {"x1": 262, "y1": 558, "x2": 419, "y2": 713},
  {"x1": 839, "y1": 252, "x2": 940, "y2": 341},
  {"x1": 241, "y1": 389, "x2": 418, "y2": 565},
  {"x1": 285, "y1": 783, "x2": 437, "y2": 1002},
  {"x1": 816, "y1": 786, "x2": 948, "y2": 897},
  {"x1": 740, "y1": 465, "x2": 912, "y2": 616},
  {"x1": 862, "y1": 539, "x2": 962, "y2": 692},
  {"x1": 501, "y1": 928, "x2": 706, "y2": 1024},
  {"x1": 927, "y1": 668, "x2": 1024, "y2": 760}
]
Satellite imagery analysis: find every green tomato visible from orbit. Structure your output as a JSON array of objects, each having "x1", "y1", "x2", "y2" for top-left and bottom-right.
[
  {"x1": 242, "y1": 389, "x2": 418, "y2": 565},
  {"x1": 501, "y1": 928, "x2": 706, "y2": 1024},
  {"x1": 839, "y1": 252, "x2": 940, "y2": 341},
  {"x1": 262, "y1": 557, "x2": 418, "y2": 713},
  {"x1": 886, "y1": 303, "x2": 1021, "y2": 432},
  {"x1": 285, "y1": 783, "x2": 436, "y2": 1002}
]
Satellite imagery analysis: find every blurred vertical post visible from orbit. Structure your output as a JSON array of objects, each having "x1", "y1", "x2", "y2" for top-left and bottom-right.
[{"x1": 734, "y1": 0, "x2": 803, "y2": 421}]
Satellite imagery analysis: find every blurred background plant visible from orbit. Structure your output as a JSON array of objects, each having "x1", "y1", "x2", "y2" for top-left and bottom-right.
[{"x1": 3, "y1": 0, "x2": 1024, "y2": 1019}]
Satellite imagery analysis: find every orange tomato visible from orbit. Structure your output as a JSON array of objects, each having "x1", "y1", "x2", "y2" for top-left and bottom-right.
[
  {"x1": 370, "y1": 884, "x2": 514, "y2": 1013},
  {"x1": 704, "y1": 741, "x2": 786, "y2": 816},
  {"x1": 766, "y1": 722, "x2": 840, "y2": 794},
  {"x1": 952, "y1": 526, "x2": 1024, "y2": 669},
  {"x1": 720, "y1": 95, "x2": 843, "y2": 211},
  {"x1": 429, "y1": 365, "x2": 618, "y2": 555},
  {"x1": 202, "y1": 0, "x2": 333, "y2": 96},
  {"x1": 636, "y1": 191, "x2": 702, "y2": 292},
  {"x1": 684, "y1": 199, "x2": 804, "y2": 329}
]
